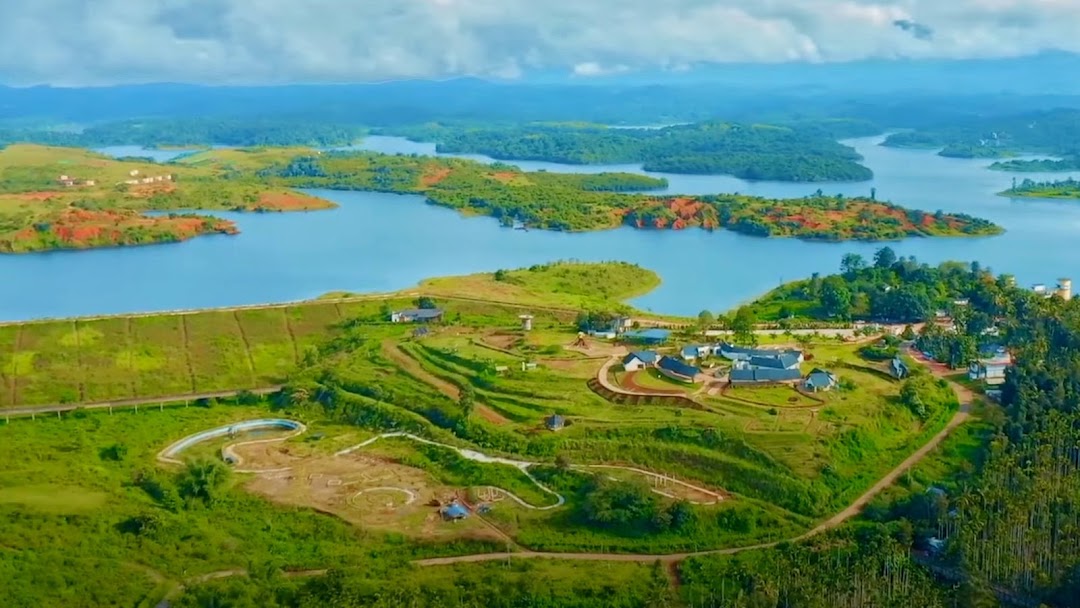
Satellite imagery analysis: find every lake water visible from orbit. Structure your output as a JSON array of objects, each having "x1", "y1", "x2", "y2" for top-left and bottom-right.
[{"x1": 2, "y1": 136, "x2": 1078, "y2": 321}]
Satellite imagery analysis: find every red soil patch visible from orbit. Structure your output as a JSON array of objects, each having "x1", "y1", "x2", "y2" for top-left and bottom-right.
[
  {"x1": 488, "y1": 171, "x2": 520, "y2": 184},
  {"x1": 475, "y1": 404, "x2": 510, "y2": 426},
  {"x1": 419, "y1": 167, "x2": 453, "y2": 187},
  {"x1": 127, "y1": 183, "x2": 178, "y2": 198},
  {"x1": 255, "y1": 191, "x2": 335, "y2": 211},
  {"x1": 4, "y1": 208, "x2": 237, "y2": 251}
]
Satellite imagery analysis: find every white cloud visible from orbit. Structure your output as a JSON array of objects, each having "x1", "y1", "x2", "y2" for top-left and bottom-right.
[
  {"x1": 0, "y1": 0, "x2": 1077, "y2": 85},
  {"x1": 571, "y1": 62, "x2": 630, "y2": 77}
]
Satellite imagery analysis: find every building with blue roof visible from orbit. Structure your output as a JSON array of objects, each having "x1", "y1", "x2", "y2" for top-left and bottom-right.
[
  {"x1": 729, "y1": 367, "x2": 802, "y2": 383},
  {"x1": 718, "y1": 343, "x2": 803, "y2": 364},
  {"x1": 657, "y1": 356, "x2": 700, "y2": 382},
  {"x1": 804, "y1": 369, "x2": 839, "y2": 392},
  {"x1": 545, "y1": 414, "x2": 566, "y2": 431},
  {"x1": 681, "y1": 345, "x2": 711, "y2": 361},
  {"x1": 621, "y1": 328, "x2": 671, "y2": 345},
  {"x1": 441, "y1": 501, "x2": 469, "y2": 520},
  {"x1": 748, "y1": 353, "x2": 801, "y2": 370},
  {"x1": 622, "y1": 351, "x2": 659, "y2": 371}
]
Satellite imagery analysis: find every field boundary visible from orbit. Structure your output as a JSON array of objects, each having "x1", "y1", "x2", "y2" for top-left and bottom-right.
[{"x1": 0, "y1": 386, "x2": 283, "y2": 419}]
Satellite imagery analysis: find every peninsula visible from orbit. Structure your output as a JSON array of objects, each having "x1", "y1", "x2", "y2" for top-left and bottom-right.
[
  {"x1": 0, "y1": 143, "x2": 1001, "y2": 253},
  {"x1": 1000, "y1": 177, "x2": 1080, "y2": 199}
]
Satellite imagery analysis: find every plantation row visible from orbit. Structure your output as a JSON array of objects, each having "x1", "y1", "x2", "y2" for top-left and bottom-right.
[{"x1": 0, "y1": 301, "x2": 376, "y2": 407}]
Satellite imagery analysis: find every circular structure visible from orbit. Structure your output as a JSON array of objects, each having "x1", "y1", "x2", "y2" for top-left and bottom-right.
[
  {"x1": 348, "y1": 487, "x2": 417, "y2": 510},
  {"x1": 158, "y1": 419, "x2": 306, "y2": 466}
]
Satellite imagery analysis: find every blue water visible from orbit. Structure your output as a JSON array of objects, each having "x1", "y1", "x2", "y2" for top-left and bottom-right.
[
  {"x1": 2, "y1": 137, "x2": 1077, "y2": 321},
  {"x1": 92, "y1": 146, "x2": 200, "y2": 163}
]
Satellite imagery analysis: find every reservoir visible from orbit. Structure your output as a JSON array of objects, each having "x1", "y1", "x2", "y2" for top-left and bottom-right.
[{"x1": 2, "y1": 136, "x2": 1077, "y2": 321}]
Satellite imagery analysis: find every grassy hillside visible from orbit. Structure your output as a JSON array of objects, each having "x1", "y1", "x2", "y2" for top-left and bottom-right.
[
  {"x1": 416, "y1": 261, "x2": 661, "y2": 310},
  {"x1": 0, "y1": 263, "x2": 658, "y2": 408}
]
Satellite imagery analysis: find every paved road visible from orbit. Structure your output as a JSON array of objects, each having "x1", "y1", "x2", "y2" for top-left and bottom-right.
[
  {"x1": 1, "y1": 386, "x2": 283, "y2": 419},
  {"x1": 415, "y1": 375, "x2": 973, "y2": 567}
]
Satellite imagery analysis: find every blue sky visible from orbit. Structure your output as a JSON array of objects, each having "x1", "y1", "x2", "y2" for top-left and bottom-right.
[{"x1": 1, "y1": 0, "x2": 1077, "y2": 85}]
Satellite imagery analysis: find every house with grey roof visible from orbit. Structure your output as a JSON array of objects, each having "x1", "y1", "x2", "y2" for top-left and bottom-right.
[
  {"x1": 748, "y1": 354, "x2": 801, "y2": 370},
  {"x1": 730, "y1": 366, "x2": 802, "y2": 383},
  {"x1": 391, "y1": 308, "x2": 445, "y2": 323},
  {"x1": 718, "y1": 343, "x2": 803, "y2": 365},
  {"x1": 804, "y1": 369, "x2": 839, "y2": 392}
]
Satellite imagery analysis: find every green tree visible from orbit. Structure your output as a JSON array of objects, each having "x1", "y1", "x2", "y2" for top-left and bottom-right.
[
  {"x1": 177, "y1": 460, "x2": 230, "y2": 506},
  {"x1": 874, "y1": 246, "x2": 897, "y2": 269},
  {"x1": 697, "y1": 309, "x2": 715, "y2": 329},
  {"x1": 414, "y1": 296, "x2": 437, "y2": 309},
  {"x1": 731, "y1": 306, "x2": 758, "y2": 347},
  {"x1": 840, "y1": 252, "x2": 866, "y2": 276},
  {"x1": 820, "y1": 277, "x2": 853, "y2": 319}
]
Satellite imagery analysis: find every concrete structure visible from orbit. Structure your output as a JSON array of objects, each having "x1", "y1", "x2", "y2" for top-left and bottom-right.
[
  {"x1": 519, "y1": 315, "x2": 533, "y2": 331},
  {"x1": 1059, "y1": 278, "x2": 1073, "y2": 300},
  {"x1": 969, "y1": 346, "x2": 1012, "y2": 386}
]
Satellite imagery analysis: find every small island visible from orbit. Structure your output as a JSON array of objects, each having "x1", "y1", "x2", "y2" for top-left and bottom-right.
[
  {"x1": 990, "y1": 158, "x2": 1080, "y2": 172},
  {"x1": 882, "y1": 108, "x2": 1080, "y2": 163},
  {"x1": 1000, "y1": 177, "x2": 1080, "y2": 199}
]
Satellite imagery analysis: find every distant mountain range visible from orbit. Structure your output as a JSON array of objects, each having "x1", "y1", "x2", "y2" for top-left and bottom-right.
[{"x1": 0, "y1": 53, "x2": 1077, "y2": 127}]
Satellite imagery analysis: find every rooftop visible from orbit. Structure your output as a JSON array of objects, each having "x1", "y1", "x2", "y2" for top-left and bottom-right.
[
  {"x1": 624, "y1": 351, "x2": 659, "y2": 364},
  {"x1": 394, "y1": 308, "x2": 444, "y2": 319},
  {"x1": 622, "y1": 328, "x2": 671, "y2": 342},
  {"x1": 658, "y1": 355, "x2": 700, "y2": 379}
]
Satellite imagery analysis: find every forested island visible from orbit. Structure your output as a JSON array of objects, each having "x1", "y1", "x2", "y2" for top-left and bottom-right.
[
  {"x1": 990, "y1": 157, "x2": 1080, "y2": 172},
  {"x1": 883, "y1": 108, "x2": 1080, "y2": 160},
  {"x1": 1000, "y1": 177, "x2": 1080, "y2": 199},
  {"x1": 380, "y1": 120, "x2": 877, "y2": 182},
  {"x1": 259, "y1": 149, "x2": 999, "y2": 239},
  {"x1": 0, "y1": 144, "x2": 999, "y2": 253}
]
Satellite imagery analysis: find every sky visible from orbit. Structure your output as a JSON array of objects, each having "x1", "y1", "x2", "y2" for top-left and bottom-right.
[{"x1": 0, "y1": 0, "x2": 1078, "y2": 85}]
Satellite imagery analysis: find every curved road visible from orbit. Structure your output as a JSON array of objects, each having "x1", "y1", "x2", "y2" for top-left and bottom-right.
[{"x1": 415, "y1": 380, "x2": 973, "y2": 567}]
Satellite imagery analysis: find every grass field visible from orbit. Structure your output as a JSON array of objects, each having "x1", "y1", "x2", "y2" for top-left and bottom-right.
[{"x1": 0, "y1": 262, "x2": 659, "y2": 409}]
